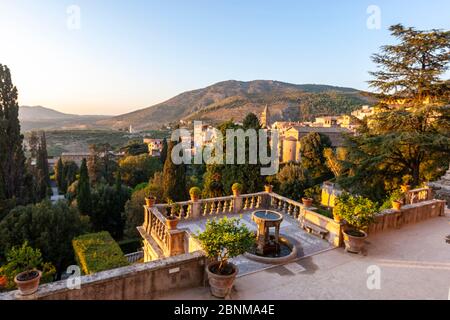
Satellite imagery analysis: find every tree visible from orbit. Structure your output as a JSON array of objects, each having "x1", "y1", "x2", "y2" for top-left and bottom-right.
[
  {"x1": 90, "y1": 182, "x2": 131, "y2": 239},
  {"x1": 35, "y1": 132, "x2": 50, "y2": 200},
  {"x1": 0, "y1": 201, "x2": 89, "y2": 274},
  {"x1": 275, "y1": 163, "x2": 312, "y2": 200},
  {"x1": 160, "y1": 138, "x2": 168, "y2": 164},
  {"x1": 339, "y1": 25, "x2": 450, "y2": 199},
  {"x1": 0, "y1": 64, "x2": 28, "y2": 209},
  {"x1": 87, "y1": 143, "x2": 117, "y2": 185},
  {"x1": 77, "y1": 158, "x2": 92, "y2": 215},
  {"x1": 299, "y1": 132, "x2": 332, "y2": 181},
  {"x1": 118, "y1": 154, "x2": 162, "y2": 187},
  {"x1": 55, "y1": 158, "x2": 64, "y2": 192},
  {"x1": 162, "y1": 140, "x2": 187, "y2": 201}
]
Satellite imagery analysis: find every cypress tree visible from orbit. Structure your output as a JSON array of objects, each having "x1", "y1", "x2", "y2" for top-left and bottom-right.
[
  {"x1": 55, "y1": 158, "x2": 64, "y2": 191},
  {"x1": 162, "y1": 140, "x2": 186, "y2": 201},
  {"x1": 0, "y1": 64, "x2": 27, "y2": 202},
  {"x1": 77, "y1": 158, "x2": 92, "y2": 215},
  {"x1": 160, "y1": 138, "x2": 168, "y2": 165}
]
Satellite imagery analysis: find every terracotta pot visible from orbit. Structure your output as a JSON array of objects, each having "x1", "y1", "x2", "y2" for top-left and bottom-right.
[
  {"x1": 206, "y1": 261, "x2": 238, "y2": 298},
  {"x1": 232, "y1": 190, "x2": 240, "y2": 197},
  {"x1": 145, "y1": 197, "x2": 156, "y2": 207},
  {"x1": 14, "y1": 270, "x2": 42, "y2": 296},
  {"x1": 343, "y1": 230, "x2": 367, "y2": 254},
  {"x1": 264, "y1": 185, "x2": 273, "y2": 193},
  {"x1": 400, "y1": 185, "x2": 411, "y2": 193},
  {"x1": 302, "y1": 197, "x2": 313, "y2": 207},
  {"x1": 392, "y1": 200, "x2": 402, "y2": 211},
  {"x1": 165, "y1": 217, "x2": 179, "y2": 230},
  {"x1": 0, "y1": 275, "x2": 7, "y2": 288}
]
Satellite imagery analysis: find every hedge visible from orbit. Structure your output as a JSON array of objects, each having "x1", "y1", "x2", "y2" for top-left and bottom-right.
[{"x1": 72, "y1": 231, "x2": 129, "y2": 275}]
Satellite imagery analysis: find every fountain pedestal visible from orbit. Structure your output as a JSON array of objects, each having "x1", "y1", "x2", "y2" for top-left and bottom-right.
[{"x1": 251, "y1": 210, "x2": 283, "y2": 256}]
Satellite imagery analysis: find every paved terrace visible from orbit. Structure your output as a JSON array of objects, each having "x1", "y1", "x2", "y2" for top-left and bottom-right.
[
  {"x1": 179, "y1": 211, "x2": 333, "y2": 276},
  {"x1": 160, "y1": 209, "x2": 450, "y2": 300}
]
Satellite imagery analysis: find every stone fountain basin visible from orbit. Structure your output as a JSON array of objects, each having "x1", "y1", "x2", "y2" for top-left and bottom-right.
[{"x1": 244, "y1": 235, "x2": 298, "y2": 264}]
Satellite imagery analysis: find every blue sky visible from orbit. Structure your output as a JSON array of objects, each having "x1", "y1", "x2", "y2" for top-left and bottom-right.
[{"x1": 1, "y1": 0, "x2": 449, "y2": 115}]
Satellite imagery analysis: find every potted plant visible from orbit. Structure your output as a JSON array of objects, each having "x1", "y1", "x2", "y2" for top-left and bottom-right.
[
  {"x1": 302, "y1": 196, "x2": 313, "y2": 207},
  {"x1": 380, "y1": 189, "x2": 405, "y2": 211},
  {"x1": 166, "y1": 201, "x2": 181, "y2": 230},
  {"x1": 195, "y1": 217, "x2": 255, "y2": 298},
  {"x1": 334, "y1": 194, "x2": 378, "y2": 254},
  {"x1": 189, "y1": 187, "x2": 202, "y2": 202},
  {"x1": 303, "y1": 187, "x2": 319, "y2": 207},
  {"x1": 264, "y1": 184, "x2": 273, "y2": 193},
  {"x1": 231, "y1": 183, "x2": 243, "y2": 197},
  {"x1": 1, "y1": 242, "x2": 56, "y2": 295},
  {"x1": 332, "y1": 207, "x2": 342, "y2": 223}
]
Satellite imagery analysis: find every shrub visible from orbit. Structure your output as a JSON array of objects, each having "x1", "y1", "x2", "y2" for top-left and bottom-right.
[
  {"x1": 189, "y1": 187, "x2": 202, "y2": 198},
  {"x1": 379, "y1": 189, "x2": 406, "y2": 211},
  {"x1": 72, "y1": 231, "x2": 129, "y2": 275},
  {"x1": 334, "y1": 193, "x2": 378, "y2": 231},
  {"x1": 195, "y1": 217, "x2": 255, "y2": 275},
  {"x1": 0, "y1": 242, "x2": 56, "y2": 289},
  {"x1": 231, "y1": 183, "x2": 243, "y2": 192}
]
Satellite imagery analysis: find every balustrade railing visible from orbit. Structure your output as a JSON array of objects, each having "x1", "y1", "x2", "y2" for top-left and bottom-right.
[
  {"x1": 125, "y1": 251, "x2": 144, "y2": 263},
  {"x1": 144, "y1": 206, "x2": 170, "y2": 251},
  {"x1": 200, "y1": 196, "x2": 235, "y2": 216},
  {"x1": 405, "y1": 187, "x2": 432, "y2": 204},
  {"x1": 267, "y1": 193, "x2": 305, "y2": 219},
  {"x1": 155, "y1": 201, "x2": 192, "y2": 220}
]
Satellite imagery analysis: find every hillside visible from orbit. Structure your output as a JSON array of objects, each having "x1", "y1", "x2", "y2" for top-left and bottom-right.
[
  {"x1": 97, "y1": 80, "x2": 375, "y2": 130},
  {"x1": 19, "y1": 106, "x2": 111, "y2": 131}
]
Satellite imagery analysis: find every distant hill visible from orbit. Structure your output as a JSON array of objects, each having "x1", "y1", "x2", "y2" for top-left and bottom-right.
[
  {"x1": 19, "y1": 106, "x2": 111, "y2": 131},
  {"x1": 97, "y1": 80, "x2": 376, "y2": 130}
]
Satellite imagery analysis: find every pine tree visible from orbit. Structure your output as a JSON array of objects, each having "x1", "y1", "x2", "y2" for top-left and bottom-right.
[
  {"x1": 77, "y1": 158, "x2": 92, "y2": 215},
  {"x1": 0, "y1": 64, "x2": 27, "y2": 204},
  {"x1": 339, "y1": 25, "x2": 450, "y2": 199}
]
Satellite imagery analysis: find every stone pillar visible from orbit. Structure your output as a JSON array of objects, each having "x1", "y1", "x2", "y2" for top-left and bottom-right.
[
  {"x1": 191, "y1": 201, "x2": 202, "y2": 219},
  {"x1": 143, "y1": 206, "x2": 149, "y2": 229},
  {"x1": 234, "y1": 196, "x2": 243, "y2": 214},
  {"x1": 167, "y1": 230, "x2": 186, "y2": 257}
]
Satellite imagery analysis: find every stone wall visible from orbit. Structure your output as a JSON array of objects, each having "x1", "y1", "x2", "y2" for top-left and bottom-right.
[
  {"x1": 1, "y1": 251, "x2": 206, "y2": 300},
  {"x1": 368, "y1": 199, "x2": 445, "y2": 234}
]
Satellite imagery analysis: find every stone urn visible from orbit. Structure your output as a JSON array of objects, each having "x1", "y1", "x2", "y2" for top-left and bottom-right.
[
  {"x1": 343, "y1": 230, "x2": 367, "y2": 254},
  {"x1": 14, "y1": 270, "x2": 42, "y2": 296},
  {"x1": 302, "y1": 197, "x2": 313, "y2": 207},
  {"x1": 264, "y1": 185, "x2": 273, "y2": 193},
  {"x1": 165, "y1": 216, "x2": 179, "y2": 230},
  {"x1": 206, "y1": 261, "x2": 238, "y2": 298},
  {"x1": 145, "y1": 197, "x2": 156, "y2": 207}
]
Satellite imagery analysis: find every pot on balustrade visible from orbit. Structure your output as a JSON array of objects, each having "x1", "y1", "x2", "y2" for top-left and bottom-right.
[
  {"x1": 145, "y1": 196, "x2": 156, "y2": 207},
  {"x1": 264, "y1": 184, "x2": 273, "y2": 193},
  {"x1": 392, "y1": 200, "x2": 403, "y2": 211},
  {"x1": 165, "y1": 216, "x2": 180, "y2": 230},
  {"x1": 14, "y1": 270, "x2": 42, "y2": 296},
  {"x1": 302, "y1": 197, "x2": 313, "y2": 207}
]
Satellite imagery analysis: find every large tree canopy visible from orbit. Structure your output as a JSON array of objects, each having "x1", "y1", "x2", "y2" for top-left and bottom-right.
[{"x1": 339, "y1": 25, "x2": 450, "y2": 200}]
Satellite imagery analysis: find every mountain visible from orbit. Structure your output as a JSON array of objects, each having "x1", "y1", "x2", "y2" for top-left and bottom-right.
[
  {"x1": 97, "y1": 80, "x2": 375, "y2": 130},
  {"x1": 19, "y1": 106, "x2": 111, "y2": 131}
]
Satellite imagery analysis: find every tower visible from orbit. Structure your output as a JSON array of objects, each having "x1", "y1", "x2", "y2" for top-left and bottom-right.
[{"x1": 260, "y1": 105, "x2": 271, "y2": 128}]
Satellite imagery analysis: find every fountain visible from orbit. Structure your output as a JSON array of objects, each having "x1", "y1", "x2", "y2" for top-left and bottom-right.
[{"x1": 244, "y1": 210, "x2": 297, "y2": 263}]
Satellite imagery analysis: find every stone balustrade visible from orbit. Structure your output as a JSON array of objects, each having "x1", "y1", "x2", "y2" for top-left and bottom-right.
[{"x1": 405, "y1": 187, "x2": 432, "y2": 204}]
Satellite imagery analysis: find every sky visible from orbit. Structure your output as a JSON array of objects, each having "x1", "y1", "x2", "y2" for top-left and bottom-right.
[{"x1": 1, "y1": 0, "x2": 449, "y2": 115}]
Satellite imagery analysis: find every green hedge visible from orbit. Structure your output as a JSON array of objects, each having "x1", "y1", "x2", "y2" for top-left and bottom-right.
[{"x1": 72, "y1": 231, "x2": 129, "y2": 275}]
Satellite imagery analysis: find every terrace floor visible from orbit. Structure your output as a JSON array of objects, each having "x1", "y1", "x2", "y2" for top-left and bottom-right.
[
  {"x1": 162, "y1": 208, "x2": 450, "y2": 300},
  {"x1": 178, "y1": 210, "x2": 333, "y2": 276}
]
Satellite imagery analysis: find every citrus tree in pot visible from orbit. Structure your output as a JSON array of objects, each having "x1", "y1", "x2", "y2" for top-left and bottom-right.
[
  {"x1": 195, "y1": 217, "x2": 255, "y2": 298},
  {"x1": 189, "y1": 186, "x2": 202, "y2": 201},
  {"x1": 231, "y1": 183, "x2": 243, "y2": 197},
  {"x1": 334, "y1": 193, "x2": 378, "y2": 254},
  {"x1": 1, "y1": 242, "x2": 56, "y2": 295}
]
